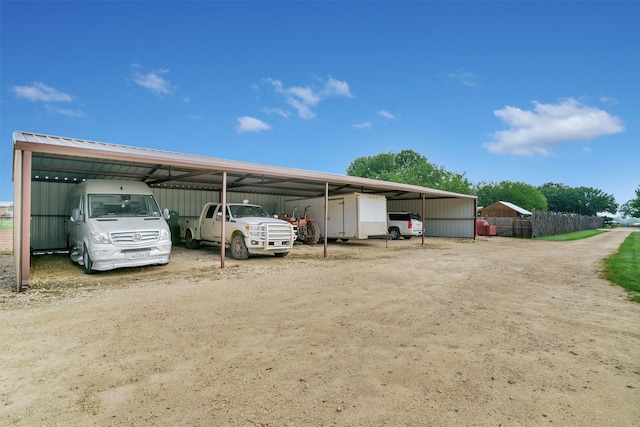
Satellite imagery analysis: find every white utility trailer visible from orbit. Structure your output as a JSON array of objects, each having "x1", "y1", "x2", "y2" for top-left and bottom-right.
[{"x1": 284, "y1": 192, "x2": 387, "y2": 241}]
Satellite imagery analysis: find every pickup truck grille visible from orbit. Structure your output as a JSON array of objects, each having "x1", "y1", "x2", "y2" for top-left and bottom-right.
[
  {"x1": 111, "y1": 231, "x2": 159, "y2": 245},
  {"x1": 266, "y1": 223, "x2": 293, "y2": 241}
]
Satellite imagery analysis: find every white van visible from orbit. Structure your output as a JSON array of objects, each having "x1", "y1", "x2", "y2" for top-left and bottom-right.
[{"x1": 66, "y1": 180, "x2": 172, "y2": 274}]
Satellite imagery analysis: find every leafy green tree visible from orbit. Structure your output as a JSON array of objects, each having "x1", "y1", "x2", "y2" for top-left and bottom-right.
[
  {"x1": 346, "y1": 149, "x2": 474, "y2": 195},
  {"x1": 538, "y1": 182, "x2": 618, "y2": 216},
  {"x1": 475, "y1": 181, "x2": 548, "y2": 211},
  {"x1": 620, "y1": 186, "x2": 640, "y2": 218}
]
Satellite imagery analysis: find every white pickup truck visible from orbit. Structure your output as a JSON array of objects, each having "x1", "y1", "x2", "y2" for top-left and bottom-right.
[{"x1": 179, "y1": 201, "x2": 296, "y2": 259}]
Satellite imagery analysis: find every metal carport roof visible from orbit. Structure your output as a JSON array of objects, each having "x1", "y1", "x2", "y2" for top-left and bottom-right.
[{"x1": 12, "y1": 131, "x2": 476, "y2": 291}]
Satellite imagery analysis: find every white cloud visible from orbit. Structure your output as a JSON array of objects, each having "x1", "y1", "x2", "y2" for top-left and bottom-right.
[
  {"x1": 46, "y1": 105, "x2": 84, "y2": 118},
  {"x1": 235, "y1": 116, "x2": 271, "y2": 133},
  {"x1": 484, "y1": 98, "x2": 625, "y2": 156},
  {"x1": 12, "y1": 82, "x2": 74, "y2": 102},
  {"x1": 353, "y1": 121, "x2": 372, "y2": 129},
  {"x1": 131, "y1": 64, "x2": 174, "y2": 96},
  {"x1": 448, "y1": 69, "x2": 478, "y2": 87},
  {"x1": 321, "y1": 76, "x2": 353, "y2": 98},
  {"x1": 378, "y1": 110, "x2": 396, "y2": 120},
  {"x1": 262, "y1": 107, "x2": 291, "y2": 119},
  {"x1": 265, "y1": 76, "x2": 352, "y2": 119}
]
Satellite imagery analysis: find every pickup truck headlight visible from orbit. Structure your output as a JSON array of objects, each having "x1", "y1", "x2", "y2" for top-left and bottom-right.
[
  {"x1": 244, "y1": 224, "x2": 266, "y2": 240},
  {"x1": 90, "y1": 230, "x2": 110, "y2": 244}
]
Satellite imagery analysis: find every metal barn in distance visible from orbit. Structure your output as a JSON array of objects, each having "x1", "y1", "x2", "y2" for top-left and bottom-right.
[{"x1": 12, "y1": 131, "x2": 478, "y2": 292}]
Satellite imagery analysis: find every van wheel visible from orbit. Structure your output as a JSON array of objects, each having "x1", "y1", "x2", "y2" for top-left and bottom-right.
[
  {"x1": 388, "y1": 227, "x2": 401, "y2": 240},
  {"x1": 185, "y1": 230, "x2": 200, "y2": 249},
  {"x1": 230, "y1": 235, "x2": 249, "y2": 260},
  {"x1": 83, "y1": 245, "x2": 94, "y2": 274}
]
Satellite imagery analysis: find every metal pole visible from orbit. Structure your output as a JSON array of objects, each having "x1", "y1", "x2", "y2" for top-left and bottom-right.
[
  {"x1": 421, "y1": 193, "x2": 425, "y2": 245},
  {"x1": 323, "y1": 181, "x2": 328, "y2": 258},
  {"x1": 220, "y1": 171, "x2": 226, "y2": 268},
  {"x1": 19, "y1": 150, "x2": 32, "y2": 292},
  {"x1": 473, "y1": 197, "x2": 477, "y2": 240}
]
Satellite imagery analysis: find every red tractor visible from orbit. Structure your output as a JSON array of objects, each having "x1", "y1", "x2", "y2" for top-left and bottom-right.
[{"x1": 277, "y1": 204, "x2": 320, "y2": 245}]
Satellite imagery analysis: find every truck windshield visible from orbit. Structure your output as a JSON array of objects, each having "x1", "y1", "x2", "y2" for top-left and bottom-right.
[
  {"x1": 88, "y1": 194, "x2": 162, "y2": 218},
  {"x1": 229, "y1": 205, "x2": 271, "y2": 218}
]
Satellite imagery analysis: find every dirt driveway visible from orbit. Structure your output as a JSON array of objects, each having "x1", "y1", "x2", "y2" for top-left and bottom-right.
[{"x1": 1, "y1": 229, "x2": 639, "y2": 426}]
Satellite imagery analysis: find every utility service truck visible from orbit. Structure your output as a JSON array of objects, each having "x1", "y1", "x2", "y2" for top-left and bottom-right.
[
  {"x1": 66, "y1": 179, "x2": 172, "y2": 274},
  {"x1": 180, "y1": 201, "x2": 296, "y2": 259},
  {"x1": 284, "y1": 192, "x2": 387, "y2": 242}
]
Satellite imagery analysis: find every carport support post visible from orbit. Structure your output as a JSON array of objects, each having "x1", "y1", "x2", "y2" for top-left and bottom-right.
[
  {"x1": 323, "y1": 181, "x2": 328, "y2": 258},
  {"x1": 16, "y1": 150, "x2": 32, "y2": 292},
  {"x1": 421, "y1": 193, "x2": 425, "y2": 245},
  {"x1": 220, "y1": 171, "x2": 226, "y2": 268}
]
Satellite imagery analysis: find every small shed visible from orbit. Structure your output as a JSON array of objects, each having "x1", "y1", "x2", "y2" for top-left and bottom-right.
[
  {"x1": 479, "y1": 201, "x2": 532, "y2": 238},
  {"x1": 480, "y1": 201, "x2": 531, "y2": 218}
]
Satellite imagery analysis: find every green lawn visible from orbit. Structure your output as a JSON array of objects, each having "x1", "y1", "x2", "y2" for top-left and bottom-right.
[
  {"x1": 604, "y1": 232, "x2": 640, "y2": 303},
  {"x1": 0, "y1": 218, "x2": 13, "y2": 229},
  {"x1": 536, "y1": 229, "x2": 606, "y2": 241}
]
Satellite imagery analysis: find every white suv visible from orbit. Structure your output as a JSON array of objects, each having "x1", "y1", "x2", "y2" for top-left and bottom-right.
[{"x1": 387, "y1": 212, "x2": 423, "y2": 240}]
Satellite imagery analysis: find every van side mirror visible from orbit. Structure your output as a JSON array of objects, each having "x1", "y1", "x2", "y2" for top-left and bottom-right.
[
  {"x1": 71, "y1": 208, "x2": 82, "y2": 222},
  {"x1": 163, "y1": 208, "x2": 170, "y2": 220}
]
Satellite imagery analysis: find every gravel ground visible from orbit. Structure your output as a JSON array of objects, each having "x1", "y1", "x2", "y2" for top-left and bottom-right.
[{"x1": 0, "y1": 228, "x2": 639, "y2": 426}]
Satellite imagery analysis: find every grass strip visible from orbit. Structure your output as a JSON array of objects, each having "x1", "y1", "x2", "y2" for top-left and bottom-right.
[
  {"x1": 536, "y1": 229, "x2": 607, "y2": 241},
  {"x1": 604, "y1": 232, "x2": 640, "y2": 303}
]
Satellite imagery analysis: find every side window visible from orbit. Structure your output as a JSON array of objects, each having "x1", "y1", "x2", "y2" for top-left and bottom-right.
[
  {"x1": 205, "y1": 205, "x2": 217, "y2": 219},
  {"x1": 67, "y1": 194, "x2": 83, "y2": 218}
]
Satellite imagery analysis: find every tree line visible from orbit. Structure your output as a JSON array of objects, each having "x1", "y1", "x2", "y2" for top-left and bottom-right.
[{"x1": 346, "y1": 149, "x2": 639, "y2": 218}]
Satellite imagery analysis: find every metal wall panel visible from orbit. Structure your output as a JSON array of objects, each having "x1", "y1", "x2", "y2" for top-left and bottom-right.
[
  {"x1": 152, "y1": 188, "x2": 300, "y2": 219},
  {"x1": 31, "y1": 181, "x2": 74, "y2": 250},
  {"x1": 388, "y1": 198, "x2": 475, "y2": 238}
]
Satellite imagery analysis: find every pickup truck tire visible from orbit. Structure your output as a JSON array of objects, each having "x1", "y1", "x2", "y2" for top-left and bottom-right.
[
  {"x1": 230, "y1": 235, "x2": 249, "y2": 260},
  {"x1": 388, "y1": 227, "x2": 401, "y2": 240},
  {"x1": 185, "y1": 230, "x2": 200, "y2": 249},
  {"x1": 83, "y1": 244, "x2": 94, "y2": 274}
]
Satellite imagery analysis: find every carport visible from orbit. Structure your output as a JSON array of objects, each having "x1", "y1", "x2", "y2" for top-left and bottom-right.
[{"x1": 12, "y1": 131, "x2": 477, "y2": 292}]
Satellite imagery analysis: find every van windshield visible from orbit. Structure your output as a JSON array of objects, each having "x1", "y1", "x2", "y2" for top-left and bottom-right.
[{"x1": 89, "y1": 194, "x2": 161, "y2": 218}]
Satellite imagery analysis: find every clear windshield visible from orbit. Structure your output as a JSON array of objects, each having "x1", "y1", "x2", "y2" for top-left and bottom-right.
[
  {"x1": 88, "y1": 194, "x2": 161, "y2": 218},
  {"x1": 229, "y1": 204, "x2": 271, "y2": 218}
]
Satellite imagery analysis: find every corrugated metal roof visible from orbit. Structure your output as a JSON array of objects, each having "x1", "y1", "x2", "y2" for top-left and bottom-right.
[
  {"x1": 498, "y1": 201, "x2": 532, "y2": 215},
  {"x1": 13, "y1": 131, "x2": 476, "y2": 201}
]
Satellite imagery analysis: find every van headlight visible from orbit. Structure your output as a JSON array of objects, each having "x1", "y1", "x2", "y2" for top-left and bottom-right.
[
  {"x1": 160, "y1": 227, "x2": 170, "y2": 240},
  {"x1": 90, "y1": 230, "x2": 110, "y2": 244}
]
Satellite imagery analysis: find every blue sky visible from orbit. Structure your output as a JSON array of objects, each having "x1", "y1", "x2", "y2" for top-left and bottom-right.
[{"x1": 1, "y1": 1, "x2": 639, "y2": 208}]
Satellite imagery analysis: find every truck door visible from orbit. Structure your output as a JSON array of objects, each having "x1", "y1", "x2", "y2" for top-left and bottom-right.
[
  {"x1": 199, "y1": 204, "x2": 218, "y2": 240},
  {"x1": 327, "y1": 198, "x2": 345, "y2": 238},
  {"x1": 211, "y1": 205, "x2": 230, "y2": 243}
]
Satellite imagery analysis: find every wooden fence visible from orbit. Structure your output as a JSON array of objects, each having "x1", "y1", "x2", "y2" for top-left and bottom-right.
[
  {"x1": 486, "y1": 217, "x2": 532, "y2": 238},
  {"x1": 530, "y1": 209, "x2": 604, "y2": 238},
  {"x1": 485, "y1": 210, "x2": 603, "y2": 238}
]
